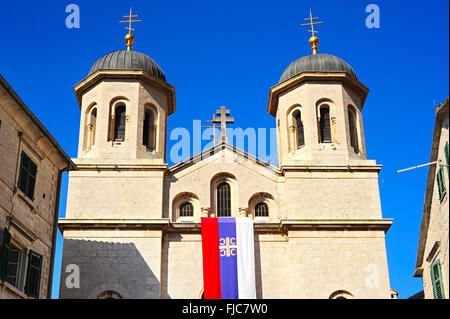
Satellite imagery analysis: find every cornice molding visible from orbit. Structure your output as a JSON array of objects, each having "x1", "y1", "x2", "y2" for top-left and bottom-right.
[
  {"x1": 73, "y1": 69, "x2": 176, "y2": 115},
  {"x1": 267, "y1": 72, "x2": 369, "y2": 117},
  {"x1": 59, "y1": 218, "x2": 392, "y2": 234}
]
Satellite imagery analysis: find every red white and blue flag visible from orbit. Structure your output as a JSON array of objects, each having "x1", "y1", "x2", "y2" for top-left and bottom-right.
[{"x1": 201, "y1": 217, "x2": 256, "y2": 299}]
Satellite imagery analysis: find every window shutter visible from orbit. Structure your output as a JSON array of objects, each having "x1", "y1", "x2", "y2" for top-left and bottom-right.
[
  {"x1": 18, "y1": 152, "x2": 37, "y2": 200},
  {"x1": 0, "y1": 228, "x2": 11, "y2": 280},
  {"x1": 445, "y1": 141, "x2": 449, "y2": 180},
  {"x1": 18, "y1": 152, "x2": 28, "y2": 193},
  {"x1": 295, "y1": 113, "x2": 305, "y2": 148},
  {"x1": 436, "y1": 167, "x2": 447, "y2": 202},
  {"x1": 28, "y1": 160, "x2": 37, "y2": 200},
  {"x1": 25, "y1": 250, "x2": 43, "y2": 298},
  {"x1": 320, "y1": 108, "x2": 331, "y2": 143},
  {"x1": 431, "y1": 259, "x2": 445, "y2": 299}
]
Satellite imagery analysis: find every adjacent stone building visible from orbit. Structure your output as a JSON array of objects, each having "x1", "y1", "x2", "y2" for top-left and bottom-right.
[
  {"x1": 414, "y1": 98, "x2": 449, "y2": 299},
  {"x1": 0, "y1": 75, "x2": 75, "y2": 299},
  {"x1": 59, "y1": 34, "x2": 393, "y2": 299}
]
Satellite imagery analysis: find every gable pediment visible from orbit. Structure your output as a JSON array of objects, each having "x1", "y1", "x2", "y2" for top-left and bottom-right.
[{"x1": 168, "y1": 143, "x2": 281, "y2": 182}]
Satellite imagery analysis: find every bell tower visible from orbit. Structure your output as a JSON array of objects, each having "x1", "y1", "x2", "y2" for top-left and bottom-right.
[
  {"x1": 74, "y1": 54, "x2": 175, "y2": 164},
  {"x1": 268, "y1": 12, "x2": 370, "y2": 167},
  {"x1": 64, "y1": 11, "x2": 175, "y2": 222},
  {"x1": 74, "y1": 10, "x2": 175, "y2": 165}
]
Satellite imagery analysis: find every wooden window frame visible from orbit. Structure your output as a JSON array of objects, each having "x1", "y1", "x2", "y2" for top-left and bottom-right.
[
  {"x1": 254, "y1": 202, "x2": 269, "y2": 217},
  {"x1": 319, "y1": 106, "x2": 332, "y2": 143},
  {"x1": 18, "y1": 151, "x2": 38, "y2": 201},
  {"x1": 445, "y1": 141, "x2": 449, "y2": 180},
  {"x1": 179, "y1": 201, "x2": 194, "y2": 217},
  {"x1": 431, "y1": 259, "x2": 445, "y2": 299},
  {"x1": 5, "y1": 243, "x2": 23, "y2": 288},
  {"x1": 0, "y1": 228, "x2": 11, "y2": 281},
  {"x1": 437, "y1": 167, "x2": 447, "y2": 202},
  {"x1": 24, "y1": 250, "x2": 43, "y2": 298},
  {"x1": 293, "y1": 110, "x2": 305, "y2": 149}
]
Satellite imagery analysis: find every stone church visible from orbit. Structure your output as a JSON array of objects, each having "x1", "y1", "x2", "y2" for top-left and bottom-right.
[{"x1": 59, "y1": 21, "x2": 393, "y2": 299}]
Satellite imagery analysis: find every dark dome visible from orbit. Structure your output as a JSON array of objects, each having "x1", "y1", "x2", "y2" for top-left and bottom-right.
[
  {"x1": 279, "y1": 53, "x2": 357, "y2": 83},
  {"x1": 89, "y1": 50, "x2": 166, "y2": 81}
]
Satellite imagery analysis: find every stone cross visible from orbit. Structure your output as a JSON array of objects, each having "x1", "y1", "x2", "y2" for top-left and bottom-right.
[{"x1": 212, "y1": 106, "x2": 234, "y2": 143}]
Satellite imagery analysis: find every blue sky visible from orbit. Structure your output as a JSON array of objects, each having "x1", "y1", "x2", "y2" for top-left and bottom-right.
[{"x1": 0, "y1": 0, "x2": 448, "y2": 299}]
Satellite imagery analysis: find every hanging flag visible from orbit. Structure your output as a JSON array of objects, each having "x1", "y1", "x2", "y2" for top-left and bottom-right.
[{"x1": 201, "y1": 217, "x2": 256, "y2": 299}]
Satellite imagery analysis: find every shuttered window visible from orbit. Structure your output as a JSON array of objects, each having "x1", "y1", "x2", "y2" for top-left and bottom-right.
[
  {"x1": 114, "y1": 105, "x2": 126, "y2": 141},
  {"x1": 255, "y1": 202, "x2": 269, "y2": 217},
  {"x1": 445, "y1": 141, "x2": 449, "y2": 180},
  {"x1": 293, "y1": 111, "x2": 305, "y2": 148},
  {"x1": 348, "y1": 109, "x2": 359, "y2": 153},
  {"x1": 18, "y1": 152, "x2": 37, "y2": 200},
  {"x1": 436, "y1": 167, "x2": 447, "y2": 202},
  {"x1": 25, "y1": 250, "x2": 43, "y2": 298},
  {"x1": 217, "y1": 182, "x2": 231, "y2": 217},
  {"x1": 319, "y1": 107, "x2": 331, "y2": 143},
  {"x1": 0, "y1": 228, "x2": 11, "y2": 280},
  {"x1": 180, "y1": 202, "x2": 193, "y2": 217},
  {"x1": 431, "y1": 259, "x2": 445, "y2": 299},
  {"x1": 6, "y1": 244, "x2": 22, "y2": 287}
]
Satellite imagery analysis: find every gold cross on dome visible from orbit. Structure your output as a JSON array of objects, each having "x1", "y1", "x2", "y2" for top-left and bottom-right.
[
  {"x1": 120, "y1": 8, "x2": 142, "y2": 33},
  {"x1": 301, "y1": 9, "x2": 324, "y2": 54},
  {"x1": 120, "y1": 8, "x2": 142, "y2": 51},
  {"x1": 212, "y1": 106, "x2": 234, "y2": 143},
  {"x1": 301, "y1": 9, "x2": 323, "y2": 37}
]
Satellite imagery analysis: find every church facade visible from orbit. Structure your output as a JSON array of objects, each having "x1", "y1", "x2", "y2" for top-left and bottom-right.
[{"x1": 59, "y1": 34, "x2": 393, "y2": 299}]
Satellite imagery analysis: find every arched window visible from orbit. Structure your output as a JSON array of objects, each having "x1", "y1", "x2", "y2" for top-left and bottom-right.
[
  {"x1": 348, "y1": 108, "x2": 359, "y2": 153},
  {"x1": 85, "y1": 105, "x2": 97, "y2": 150},
  {"x1": 329, "y1": 290, "x2": 353, "y2": 299},
  {"x1": 89, "y1": 108, "x2": 97, "y2": 147},
  {"x1": 217, "y1": 182, "x2": 231, "y2": 217},
  {"x1": 114, "y1": 105, "x2": 126, "y2": 141},
  {"x1": 254, "y1": 202, "x2": 269, "y2": 217},
  {"x1": 179, "y1": 202, "x2": 194, "y2": 217},
  {"x1": 143, "y1": 109, "x2": 156, "y2": 151},
  {"x1": 97, "y1": 290, "x2": 122, "y2": 299},
  {"x1": 293, "y1": 110, "x2": 305, "y2": 148},
  {"x1": 319, "y1": 106, "x2": 331, "y2": 143}
]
